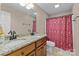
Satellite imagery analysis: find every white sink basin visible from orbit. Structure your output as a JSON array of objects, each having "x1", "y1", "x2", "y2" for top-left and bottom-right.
[
  {"x1": 4, "y1": 40, "x2": 26, "y2": 48},
  {"x1": 0, "y1": 35, "x2": 41, "y2": 52},
  {"x1": 0, "y1": 35, "x2": 41, "y2": 48}
]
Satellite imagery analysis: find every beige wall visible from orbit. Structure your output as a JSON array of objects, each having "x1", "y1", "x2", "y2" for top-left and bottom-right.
[
  {"x1": 0, "y1": 4, "x2": 1, "y2": 10},
  {"x1": 49, "y1": 10, "x2": 72, "y2": 18},
  {"x1": 0, "y1": 11, "x2": 11, "y2": 35},
  {"x1": 1, "y1": 4, "x2": 34, "y2": 35},
  {"x1": 34, "y1": 4, "x2": 48, "y2": 35},
  {"x1": 72, "y1": 3, "x2": 79, "y2": 55}
]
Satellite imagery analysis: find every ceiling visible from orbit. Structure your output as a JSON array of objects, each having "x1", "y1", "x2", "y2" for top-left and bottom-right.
[
  {"x1": 2, "y1": 3, "x2": 36, "y2": 18},
  {"x1": 2, "y1": 3, "x2": 73, "y2": 17},
  {"x1": 36, "y1": 3, "x2": 73, "y2": 16}
]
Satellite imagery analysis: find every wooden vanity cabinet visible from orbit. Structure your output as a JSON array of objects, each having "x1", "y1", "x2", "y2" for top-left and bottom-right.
[
  {"x1": 36, "y1": 43, "x2": 46, "y2": 56},
  {"x1": 6, "y1": 42, "x2": 35, "y2": 56},
  {"x1": 36, "y1": 38, "x2": 47, "y2": 56},
  {"x1": 27, "y1": 51, "x2": 35, "y2": 56},
  {"x1": 21, "y1": 42, "x2": 35, "y2": 56},
  {"x1": 7, "y1": 49, "x2": 22, "y2": 56},
  {"x1": 6, "y1": 37, "x2": 47, "y2": 56}
]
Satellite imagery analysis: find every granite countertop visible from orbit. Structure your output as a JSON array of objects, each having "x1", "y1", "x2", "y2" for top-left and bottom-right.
[{"x1": 0, "y1": 34, "x2": 46, "y2": 56}]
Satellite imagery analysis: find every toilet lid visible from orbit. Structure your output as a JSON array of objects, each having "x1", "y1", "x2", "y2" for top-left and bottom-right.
[{"x1": 47, "y1": 41, "x2": 55, "y2": 46}]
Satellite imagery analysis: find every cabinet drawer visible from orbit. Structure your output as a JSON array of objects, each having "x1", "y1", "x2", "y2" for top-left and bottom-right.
[
  {"x1": 7, "y1": 49, "x2": 22, "y2": 56},
  {"x1": 22, "y1": 42, "x2": 35, "y2": 56},
  {"x1": 36, "y1": 37, "x2": 46, "y2": 48},
  {"x1": 36, "y1": 42, "x2": 46, "y2": 50}
]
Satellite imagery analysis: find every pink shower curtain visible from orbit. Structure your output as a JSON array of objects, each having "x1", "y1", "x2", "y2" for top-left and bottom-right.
[
  {"x1": 32, "y1": 18, "x2": 36, "y2": 32},
  {"x1": 46, "y1": 15, "x2": 73, "y2": 52}
]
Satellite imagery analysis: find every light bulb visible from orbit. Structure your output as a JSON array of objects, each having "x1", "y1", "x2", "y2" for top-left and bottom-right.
[
  {"x1": 34, "y1": 12, "x2": 37, "y2": 15},
  {"x1": 54, "y1": 4, "x2": 60, "y2": 8},
  {"x1": 28, "y1": 3, "x2": 34, "y2": 8},
  {"x1": 26, "y1": 6, "x2": 32, "y2": 10},
  {"x1": 26, "y1": 3, "x2": 34, "y2": 9},
  {"x1": 19, "y1": 3, "x2": 26, "y2": 6}
]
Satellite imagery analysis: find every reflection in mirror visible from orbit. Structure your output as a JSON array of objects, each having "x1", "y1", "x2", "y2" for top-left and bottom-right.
[{"x1": 0, "y1": 3, "x2": 37, "y2": 37}]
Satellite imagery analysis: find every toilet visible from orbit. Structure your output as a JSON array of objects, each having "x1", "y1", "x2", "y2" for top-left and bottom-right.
[{"x1": 47, "y1": 41, "x2": 55, "y2": 56}]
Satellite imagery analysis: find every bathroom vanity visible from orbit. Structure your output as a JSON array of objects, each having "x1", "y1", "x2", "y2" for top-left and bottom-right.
[{"x1": 0, "y1": 35, "x2": 47, "y2": 56}]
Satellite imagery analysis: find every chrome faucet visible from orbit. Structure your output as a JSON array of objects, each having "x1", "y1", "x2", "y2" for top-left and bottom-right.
[{"x1": 8, "y1": 30, "x2": 17, "y2": 40}]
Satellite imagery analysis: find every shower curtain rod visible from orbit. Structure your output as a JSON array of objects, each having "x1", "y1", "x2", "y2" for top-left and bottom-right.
[
  {"x1": 48, "y1": 13, "x2": 73, "y2": 19},
  {"x1": 73, "y1": 16, "x2": 79, "y2": 21}
]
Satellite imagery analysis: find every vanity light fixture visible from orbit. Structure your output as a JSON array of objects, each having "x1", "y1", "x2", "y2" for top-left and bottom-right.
[
  {"x1": 34, "y1": 12, "x2": 37, "y2": 15},
  {"x1": 19, "y1": 3, "x2": 26, "y2": 7},
  {"x1": 54, "y1": 4, "x2": 60, "y2": 8},
  {"x1": 19, "y1": 3, "x2": 34, "y2": 10},
  {"x1": 26, "y1": 3, "x2": 34, "y2": 10}
]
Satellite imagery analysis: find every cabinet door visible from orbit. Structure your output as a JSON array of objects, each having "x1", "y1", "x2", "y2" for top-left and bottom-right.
[
  {"x1": 27, "y1": 51, "x2": 35, "y2": 56},
  {"x1": 36, "y1": 42, "x2": 47, "y2": 56},
  {"x1": 36, "y1": 47, "x2": 43, "y2": 56},
  {"x1": 41, "y1": 44, "x2": 46, "y2": 56},
  {"x1": 22, "y1": 42, "x2": 35, "y2": 56}
]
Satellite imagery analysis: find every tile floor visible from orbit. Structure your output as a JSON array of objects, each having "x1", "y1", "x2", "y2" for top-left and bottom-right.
[{"x1": 47, "y1": 47, "x2": 75, "y2": 56}]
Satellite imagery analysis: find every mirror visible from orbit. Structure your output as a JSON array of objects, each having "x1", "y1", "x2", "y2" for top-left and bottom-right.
[{"x1": 0, "y1": 3, "x2": 37, "y2": 36}]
